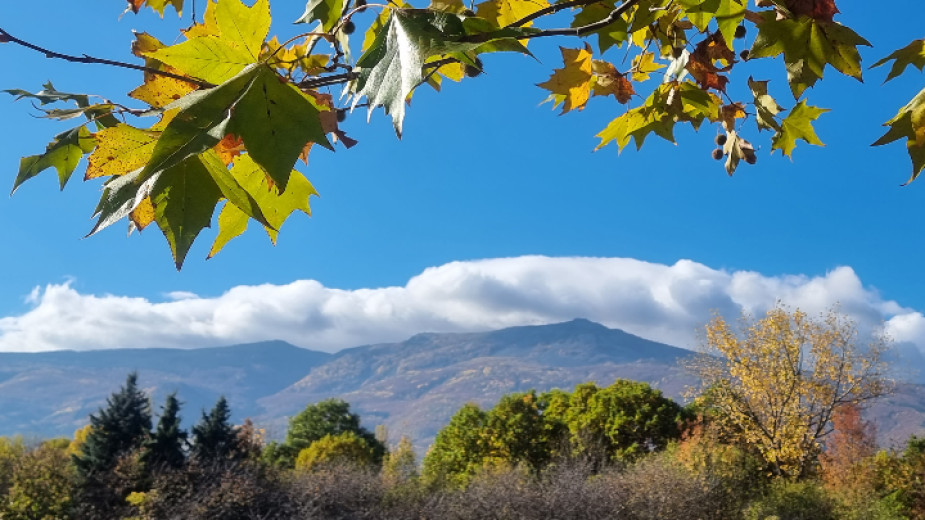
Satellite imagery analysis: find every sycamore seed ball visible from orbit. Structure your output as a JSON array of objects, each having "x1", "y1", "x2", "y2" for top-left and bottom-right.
[
  {"x1": 712, "y1": 148, "x2": 724, "y2": 161},
  {"x1": 343, "y1": 20, "x2": 356, "y2": 35},
  {"x1": 715, "y1": 134, "x2": 727, "y2": 146},
  {"x1": 336, "y1": 109, "x2": 347, "y2": 123},
  {"x1": 735, "y1": 25, "x2": 747, "y2": 39}
]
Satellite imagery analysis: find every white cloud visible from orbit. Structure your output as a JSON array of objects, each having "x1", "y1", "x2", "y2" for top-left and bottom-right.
[{"x1": 0, "y1": 256, "x2": 920, "y2": 358}]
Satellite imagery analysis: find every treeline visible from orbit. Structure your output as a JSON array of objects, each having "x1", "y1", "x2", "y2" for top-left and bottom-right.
[
  {"x1": 1, "y1": 307, "x2": 923, "y2": 519},
  {"x1": 1, "y1": 374, "x2": 925, "y2": 519}
]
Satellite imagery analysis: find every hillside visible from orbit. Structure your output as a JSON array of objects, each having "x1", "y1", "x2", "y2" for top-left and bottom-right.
[{"x1": 0, "y1": 319, "x2": 922, "y2": 450}]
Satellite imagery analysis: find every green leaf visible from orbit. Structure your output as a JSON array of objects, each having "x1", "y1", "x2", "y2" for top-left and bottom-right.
[
  {"x1": 771, "y1": 99, "x2": 828, "y2": 157},
  {"x1": 353, "y1": 8, "x2": 535, "y2": 136},
  {"x1": 295, "y1": 0, "x2": 346, "y2": 32},
  {"x1": 750, "y1": 13, "x2": 869, "y2": 99},
  {"x1": 198, "y1": 150, "x2": 271, "y2": 228},
  {"x1": 12, "y1": 126, "x2": 96, "y2": 194},
  {"x1": 570, "y1": 1, "x2": 628, "y2": 53},
  {"x1": 872, "y1": 88, "x2": 925, "y2": 184},
  {"x1": 208, "y1": 155, "x2": 318, "y2": 257},
  {"x1": 151, "y1": 155, "x2": 224, "y2": 269},
  {"x1": 142, "y1": 65, "x2": 259, "y2": 180},
  {"x1": 595, "y1": 83, "x2": 680, "y2": 152},
  {"x1": 230, "y1": 66, "x2": 332, "y2": 190},
  {"x1": 748, "y1": 77, "x2": 784, "y2": 132},
  {"x1": 871, "y1": 39, "x2": 925, "y2": 84},
  {"x1": 677, "y1": 0, "x2": 746, "y2": 45},
  {"x1": 88, "y1": 167, "x2": 164, "y2": 237}
]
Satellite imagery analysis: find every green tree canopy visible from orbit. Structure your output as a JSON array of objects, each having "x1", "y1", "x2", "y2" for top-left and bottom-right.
[{"x1": 277, "y1": 398, "x2": 386, "y2": 468}]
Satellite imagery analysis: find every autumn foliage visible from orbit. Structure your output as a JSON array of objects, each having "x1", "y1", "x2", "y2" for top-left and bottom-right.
[{"x1": 0, "y1": 0, "x2": 919, "y2": 267}]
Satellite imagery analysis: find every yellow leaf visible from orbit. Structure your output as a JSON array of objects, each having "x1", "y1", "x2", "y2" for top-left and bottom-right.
[
  {"x1": 631, "y1": 52, "x2": 663, "y2": 82},
  {"x1": 129, "y1": 74, "x2": 198, "y2": 109},
  {"x1": 537, "y1": 45, "x2": 594, "y2": 114},
  {"x1": 475, "y1": 0, "x2": 550, "y2": 28},
  {"x1": 183, "y1": 0, "x2": 220, "y2": 39},
  {"x1": 130, "y1": 196, "x2": 156, "y2": 231},
  {"x1": 85, "y1": 124, "x2": 159, "y2": 180}
]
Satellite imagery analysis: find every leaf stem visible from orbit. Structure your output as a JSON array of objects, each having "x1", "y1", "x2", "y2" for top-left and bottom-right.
[{"x1": 0, "y1": 27, "x2": 213, "y2": 88}]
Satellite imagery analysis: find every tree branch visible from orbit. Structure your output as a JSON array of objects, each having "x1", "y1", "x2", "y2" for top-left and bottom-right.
[
  {"x1": 522, "y1": 0, "x2": 641, "y2": 39},
  {"x1": 0, "y1": 27, "x2": 213, "y2": 89},
  {"x1": 507, "y1": 0, "x2": 604, "y2": 28}
]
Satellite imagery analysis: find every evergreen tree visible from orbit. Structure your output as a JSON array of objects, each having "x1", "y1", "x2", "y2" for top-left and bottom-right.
[
  {"x1": 143, "y1": 392, "x2": 187, "y2": 470},
  {"x1": 191, "y1": 396, "x2": 237, "y2": 464},
  {"x1": 74, "y1": 372, "x2": 152, "y2": 477}
]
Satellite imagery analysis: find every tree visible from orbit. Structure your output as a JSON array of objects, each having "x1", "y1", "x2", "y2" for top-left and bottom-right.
[
  {"x1": 277, "y1": 398, "x2": 386, "y2": 468},
  {"x1": 549, "y1": 380, "x2": 688, "y2": 467},
  {"x1": 294, "y1": 431, "x2": 378, "y2": 471},
  {"x1": 190, "y1": 396, "x2": 239, "y2": 463},
  {"x1": 422, "y1": 403, "x2": 490, "y2": 486},
  {"x1": 0, "y1": 0, "x2": 921, "y2": 268},
  {"x1": 686, "y1": 305, "x2": 893, "y2": 479},
  {"x1": 144, "y1": 392, "x2": 188, "y2": 470},
  {"x1": 74, "y1": 372, "x2": 153, "y2": 477},
  {"x1": 2, "y1": 440, "x2": 76, "y2": 520}
]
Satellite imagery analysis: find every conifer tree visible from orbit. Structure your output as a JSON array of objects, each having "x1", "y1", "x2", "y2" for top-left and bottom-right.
[
  {"x1": 191, "y1": 396, "x2": 238, "y2": 464},
  {"x1": 74, "y1": 372, "x2": 152, "y2": 477},
  {"x1": 143, "y1": 392, "x2": 188, "y2": 470}
]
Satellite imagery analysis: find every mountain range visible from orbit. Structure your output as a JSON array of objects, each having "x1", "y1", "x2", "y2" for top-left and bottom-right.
[{"x1": 0, "y1": 319, "x2": 921, "y2": 451}]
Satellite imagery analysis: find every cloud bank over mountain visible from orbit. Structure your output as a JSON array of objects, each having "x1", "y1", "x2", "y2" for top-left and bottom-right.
[{"x1": 1, "y1": 256, "x2": 922, "y2": 356}]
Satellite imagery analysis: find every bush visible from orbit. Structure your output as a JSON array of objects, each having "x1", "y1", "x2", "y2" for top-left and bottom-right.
[{"x1": 744, "y1": 480, "x2": 837, "y2": 520}]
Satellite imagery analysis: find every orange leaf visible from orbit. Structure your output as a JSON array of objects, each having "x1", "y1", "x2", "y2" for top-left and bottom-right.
[
  {"x1": 215, "y1": 134, "x2": 246, "y2": 166},
  {"x1": 686, "y1": 33, "x2": 735, "y2": 92},
  {"x1": 591, "y1": 60, "x2": 635, "y2": 104},
  {"x1": 130, "y1": 196, "x2": 156, "y2": 231}
]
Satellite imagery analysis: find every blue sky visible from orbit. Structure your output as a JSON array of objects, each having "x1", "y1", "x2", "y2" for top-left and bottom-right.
[{"x1": 0, "y1": 1, "x2": 924, "y2": 357}]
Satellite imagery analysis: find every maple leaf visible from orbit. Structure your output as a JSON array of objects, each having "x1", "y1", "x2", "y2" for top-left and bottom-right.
[
  {"x1": 12, "y1": 126, "x2": 96, "y2": 193},
  {"x1": 872, "y1": 88, "x2": 925, "y2": 184},
  {"x1": 209, "y1": 155, "x2": 319, "y2": 257},
  {"x1": 676, "y1": 0, "x2": 747, "y2": 45},
  {"x1": 215, "y1": 134, "x2": 246, "y2": 165},
  {"x1": 144, "y1": 0, "x2": 270, "y2": 83},
  {"x1": 86, "y1": 124, "x2": 159, "y2": 180},
  {"x1": 476, "y1": 0, "x2": 550, "y2": 28},
  {"x1": 748, "y1": 77, "x2": 784, "y2": 132},
  {"x1": 537, "y1": 45, "x2": 594, "y2": 114},
  {"x1": 352, "y1": 8, "x2": 535, "y2": 136},
  {"x1": 631, "y1": 52, "x2": 664, "y2": 82},
  {"x1": 686, "y1": 33, "x2": 734, "y2": 91},
  {"x1": 591, "y1": 60, "x2": 634, "y2": 104},
  {"x1": 771, "y1": 99, "x2": 828, "y2": 157},
  {"x1": 750, "y1": 11, "x2": 869, "y2": 98},
  {"x1": 151, "y1": 155, "x2": 224, "y2": 269},
  {"x1": 871, "y1": 39, "x2": 925, "y2": 84},
  {"x1": 295, "y1": 0, "x2": 346, "y2": 32},
  {"x1": 128, "y1": 0, "x2": 184, "y2": 17},
  {"x1": 570, "y1": 1, "x2": 628, "y2": 53}
]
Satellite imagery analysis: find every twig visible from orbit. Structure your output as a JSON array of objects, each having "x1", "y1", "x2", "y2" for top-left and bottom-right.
[
  {"x1": 0, "y1": 27, "x2": 213, "y2": 88},
  {"x1": 299, "y1": 72, "x2": 360, "y2": 89},
  {"x1": 521, "y1": 0, "x2": 641, "y2": 38},
  {"x1": 508, "y1": 0, "x2": 604, "y2": 28}
]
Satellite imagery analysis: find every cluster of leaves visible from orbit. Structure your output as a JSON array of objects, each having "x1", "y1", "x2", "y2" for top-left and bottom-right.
[
  {"x1": 0, "y1": 0, "x2": 922, "y2": 267},
  {"x1": 422, "y1": 380, "x2": 688, "y2": 486}
]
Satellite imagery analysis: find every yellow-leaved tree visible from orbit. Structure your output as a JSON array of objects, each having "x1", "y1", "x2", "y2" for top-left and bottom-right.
[{"x1": 686, "y1": 305, "x2": 892, "y2": 479}]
